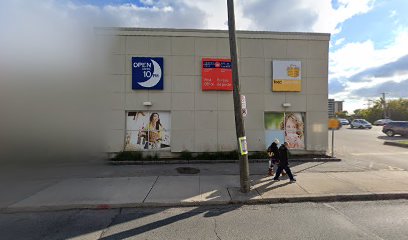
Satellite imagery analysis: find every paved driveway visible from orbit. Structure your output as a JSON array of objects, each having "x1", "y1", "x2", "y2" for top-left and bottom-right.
[{"x1": 330, "y1": 125, "x2": 408, "y2": 170}]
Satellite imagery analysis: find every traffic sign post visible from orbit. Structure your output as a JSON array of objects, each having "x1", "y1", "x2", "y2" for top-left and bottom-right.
[{"x1": 328, "y1": 119, "x2": 340, "y2": 157}]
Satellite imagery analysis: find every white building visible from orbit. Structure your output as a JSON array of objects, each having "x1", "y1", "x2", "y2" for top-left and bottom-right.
[{"x1": 98, "y1": 28, "x2": 330, "y2": 156}]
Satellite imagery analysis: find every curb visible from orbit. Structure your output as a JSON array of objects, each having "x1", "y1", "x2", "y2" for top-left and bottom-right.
[
  {"x1": 384, "y1": 141, "x2": 408, "y2": 148},
  {"x1": 109, "y1": 158, "x2": 341, "y2": 165},
  {"x1": 4, "y1": 192, "x2": 407, "y2": 213}
]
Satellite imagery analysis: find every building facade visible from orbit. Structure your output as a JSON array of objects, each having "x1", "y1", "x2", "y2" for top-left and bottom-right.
[
  {"x1": 328, "y1": 99, "x2": 344, "y2": 118},
  {"x1": 98, "y1": 28, "x2": 330, "y2": 155}
]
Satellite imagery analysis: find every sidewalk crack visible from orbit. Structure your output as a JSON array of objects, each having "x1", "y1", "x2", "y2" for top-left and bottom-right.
[
  {"x1": 98, "y1": 208, "x2": 122, "y2": 239},
  {"x1": 143, "y1": 176, "x2": 159, "y2": 203},
  {"x1": 213, "y1": 218, "x2": 221, "y2": 240},
  {"x1": 323, "y1": 203, "x2": 385, "y2": 240}
]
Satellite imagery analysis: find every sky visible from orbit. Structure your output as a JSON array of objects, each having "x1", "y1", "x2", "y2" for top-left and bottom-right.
[{"x1": 1, "y1": 0, "x2": 408, "y2": 113}]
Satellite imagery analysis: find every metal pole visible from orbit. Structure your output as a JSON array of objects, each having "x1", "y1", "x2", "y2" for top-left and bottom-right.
[
  {"x1": 227, "y1": 0, "x2": 250, "y2": 193},
  {"x1": 381, "y1": 92, "x2": 387, "y2": 118},
  {"x1": 331, "y1": 129, "x2": 334, "y2": 157}
]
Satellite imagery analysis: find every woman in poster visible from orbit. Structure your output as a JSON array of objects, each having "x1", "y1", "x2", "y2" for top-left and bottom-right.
[
  {"x1": 281, "y1": 113, "x2": 304, "y2": 149},
  {"x1": 145, "y1": 112, "x2": 164, "y2": 149}
]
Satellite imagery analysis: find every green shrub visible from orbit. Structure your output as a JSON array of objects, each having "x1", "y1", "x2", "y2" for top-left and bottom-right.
[
  {"x1": 195, "y1": 152, "x2": 213, "y2": 160},
  {"x1": 145, "y1": 153, "x2": 159, "y2": 161},
  {"x1": 249, "y1": 151, "x2": 268, "y2": 159},
  {"x1": 113, "y1": 151, "x2": 143, "y2": 161},
  {"x1": 179, "y1": 150, "x2": 193, "y2": 160}
]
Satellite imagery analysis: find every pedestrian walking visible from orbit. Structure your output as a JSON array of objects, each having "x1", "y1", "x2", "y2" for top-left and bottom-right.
[
  {"x1": 267, "y1": 139, "x2": 280, "y2": 176},
  {"x1": 273, "y1": 142, "x2": 296, "y2": 182}
]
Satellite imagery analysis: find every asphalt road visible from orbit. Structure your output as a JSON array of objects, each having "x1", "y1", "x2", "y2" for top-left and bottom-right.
[
  {"x1": 330, "y1": 125, "x2": 408, "y2": 171},
  {"x1": 2, "y1": 200, "x2": 408, "y2": 240}
]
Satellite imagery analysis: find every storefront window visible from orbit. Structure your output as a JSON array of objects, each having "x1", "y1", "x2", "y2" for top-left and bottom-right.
[
  {"x1": 125, "y1": 111, "x2": 171, "y2": 151},
  {"x1": 264, "y1": 112, "x2": 305, "y2": 149}
]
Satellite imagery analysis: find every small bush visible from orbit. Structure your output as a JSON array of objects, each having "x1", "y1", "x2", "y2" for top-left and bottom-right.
[
  {"x1": 195, "y1": 152, "x2": 213, "y2": 160},
  {"x1": 145, "y1": 153, "x2": 160, "y2": 161},
  {"x1": 249, "y1": 151, "x2": 268, "y2": 159},
  {"x1": 113, "y1": 151, "x2": 143, "y2": 161},
  {"x1": 179, "y1": 150, "x2": 193, "y2": 160}
]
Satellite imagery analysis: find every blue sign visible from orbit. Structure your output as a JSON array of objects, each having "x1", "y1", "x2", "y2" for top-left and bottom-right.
[{"x1": 132, "y1": 57, "x2": 164, "y2": 90}]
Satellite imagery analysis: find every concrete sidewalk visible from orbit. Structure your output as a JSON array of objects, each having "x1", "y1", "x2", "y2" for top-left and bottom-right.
[{"x1": 3, "y1": 168, "x2": 408, "y2": 212}]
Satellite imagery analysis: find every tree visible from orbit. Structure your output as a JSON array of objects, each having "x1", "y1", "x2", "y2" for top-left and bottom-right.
[
  {"x1": 352, "y1": 99, "x2": 408, "y2": 122},
  {"x1": 387, "y1": 99, "x2": 408, "y2": 120},
  {"x1": 335, "y1": 111, "x2": 349, "y2": 118}
]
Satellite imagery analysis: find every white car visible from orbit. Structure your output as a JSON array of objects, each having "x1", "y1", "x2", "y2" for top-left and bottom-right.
[
  {"x1": 338, "y1": 118, "x2": 350, "y2": 125},
  {"x1": 350, "y1": 119, "x2": 372, "y2": 129}
]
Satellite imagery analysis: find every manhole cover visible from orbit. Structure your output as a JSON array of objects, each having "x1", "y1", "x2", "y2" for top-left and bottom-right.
[{"x1": 176, "y1": 167, "x2": 200, "y2": 174}]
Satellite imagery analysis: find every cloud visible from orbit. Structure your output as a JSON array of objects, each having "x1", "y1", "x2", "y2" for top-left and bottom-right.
[
  {"x1": 349, "y1": 54, "x2": 408, "y2": 82},
  {"x1": 335, "y1": 38, "x2": 345, "y2": 46},
  {"x1": 330, "y1": 29, "x2": 408, "y2": 81},
  {"x1": 242, "y1": 0, "x2": 318, "y2": 31},
  {"x1": 101, "y1": 1, "x2": 207, "y2": 28},
  {"x1": 389, "y1": 10, "x2": 397, "y2": 18},
  {"x1": 329, "y1": 78, "x2": 347, "y2": 94},
  {"x1": 351, "y1": 79, "x2": 408, "y2": 98},
  {"x1": 241, "y1": 0, "x2": 374, "y2": 33}
]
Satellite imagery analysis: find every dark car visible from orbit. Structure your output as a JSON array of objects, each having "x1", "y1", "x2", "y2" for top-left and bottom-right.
[{"x1": 382, "y1": 121, "x2": 408, "y2": 137}]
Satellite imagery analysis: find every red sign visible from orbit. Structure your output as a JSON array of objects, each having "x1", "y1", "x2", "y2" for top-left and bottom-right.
[{"x1": 202, "y1": 58, "x2": 233, "y2": 91}]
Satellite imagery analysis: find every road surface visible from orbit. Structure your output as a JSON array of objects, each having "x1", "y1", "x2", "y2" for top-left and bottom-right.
[
  {"x1": 2, "y1": 200, "x2": 408, "y2": 240},
  {"x1": 330, "y1": 125, "x2": 408, "y2": 171}
]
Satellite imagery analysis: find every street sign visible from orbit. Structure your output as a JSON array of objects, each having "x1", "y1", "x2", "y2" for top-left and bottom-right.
[
  {"x1": 328, "y1": 118, "x2": 340, "y2": 130},
  {"x1": 241, "y1": 95, "x2": 247, "y2": 117},
  {"x1": 328, "y1": 118, "x2": 340, "y2": 158}
]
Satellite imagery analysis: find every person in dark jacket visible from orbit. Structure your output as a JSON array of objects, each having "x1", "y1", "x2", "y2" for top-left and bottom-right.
[
  {"x1": 267, "y1": 140, "x2": 280, "y2": 176},
  {"x1": 273, "y1": 142, "x2": 296, "y2": 182}
]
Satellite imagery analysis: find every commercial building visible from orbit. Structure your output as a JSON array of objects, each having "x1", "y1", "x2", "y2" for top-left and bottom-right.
[
  {"x1": 98, "y1": 28, "x2": 330, "y2": 155},
  {"x1": 328, "y1": 99, "x2": 344, "y2": 118}
]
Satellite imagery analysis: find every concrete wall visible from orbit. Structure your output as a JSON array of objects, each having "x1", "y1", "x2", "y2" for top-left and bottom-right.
[{"x1": 98, "y1": 28, "x2": 330, "y2": 153}]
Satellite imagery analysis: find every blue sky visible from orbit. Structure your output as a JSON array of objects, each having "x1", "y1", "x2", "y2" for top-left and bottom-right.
[
  {"x1": 331, "y1": 0, "x2": 408, "y2": 51},
  {"x1": 1, "y1": 0, "x2": 408, "y2": 112}
]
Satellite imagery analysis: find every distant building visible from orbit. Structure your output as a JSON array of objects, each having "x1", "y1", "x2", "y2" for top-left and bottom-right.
[{"x1": 328, "y1": 99, "x2": 344, "y2": 117}]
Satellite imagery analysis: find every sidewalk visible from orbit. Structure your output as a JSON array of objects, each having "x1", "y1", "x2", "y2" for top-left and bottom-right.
[{"x1": 2, "y1": 161, "x2": 408, "y2": 212}]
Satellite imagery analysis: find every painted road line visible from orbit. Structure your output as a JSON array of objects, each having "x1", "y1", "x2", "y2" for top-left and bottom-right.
[{"x1": 351, "y1": 152, "x2": 408, "y2": 156}]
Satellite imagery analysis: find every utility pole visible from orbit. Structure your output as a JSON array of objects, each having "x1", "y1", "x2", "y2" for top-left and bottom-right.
[
  {"x1": 227, "y1": 0, "x2": 250, "y2": 193},
  {"x1": 366, "y1": 99, "x2": 373, "y2": 109},
  {"x1": 381, "y1": 92, "x2": 387, "y2": 118}
]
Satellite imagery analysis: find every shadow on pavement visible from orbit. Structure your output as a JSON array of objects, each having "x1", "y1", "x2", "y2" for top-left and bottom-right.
[
  {"x1": 99, "y1": 204, "x2": 241, "y2": 240},
  {"x1": 377, "y1": 135, "x2": 407, "y2": 140}
]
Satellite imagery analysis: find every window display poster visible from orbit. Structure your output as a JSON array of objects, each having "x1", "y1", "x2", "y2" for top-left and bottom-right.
[
  {"x1": 284, "y1": 113, "x2": 305, "y2": 149},
  {"x1": 125, "y1": 111, "x2": 171, "y2": 151},
  {"x1": 264, "y1": 112, "x2": 305, "y2": 149},
  {"x1": 264, "y1": 112, "x2": 284, "y2": 130}
]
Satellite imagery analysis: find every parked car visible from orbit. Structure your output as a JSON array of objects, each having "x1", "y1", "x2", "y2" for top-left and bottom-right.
[
  {"x1": 382, "y1": 121, "x2": 408, "y2": 136},
  {"x1": 338, "y1": 118, "x2": 350, "y2": 125},
  {"x1": 350, "y1": 119, "x2": 372, "y2": 129},
  {"x1": 373, "y1": 118, "x2": 393, "y2": 126}
]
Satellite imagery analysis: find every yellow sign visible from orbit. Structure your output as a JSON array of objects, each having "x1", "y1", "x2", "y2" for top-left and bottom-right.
[
  {"x1": 328, "y1": 119, "x2": 340, "y2": 130},
  {"x1": 272, "y1": 60, "x2": 302, "y2": 92},
  {"x1": 272, "y1": 80, "x2": 301, "y2": 91},
  {"x1": 287, "y1": 64, "x2": 300, "y2": 77},
  {"x1": 238, "y1": 136, "x2": 248, "y2": 155}
]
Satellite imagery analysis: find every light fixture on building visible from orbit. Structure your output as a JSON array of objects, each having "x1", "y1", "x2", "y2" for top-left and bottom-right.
[
  {"x1": 282, "y1": 102, "x2": 291, "y2": 108},
  {"x1": 143, "y1": 101, "x2": 152, "y2": 106}
]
